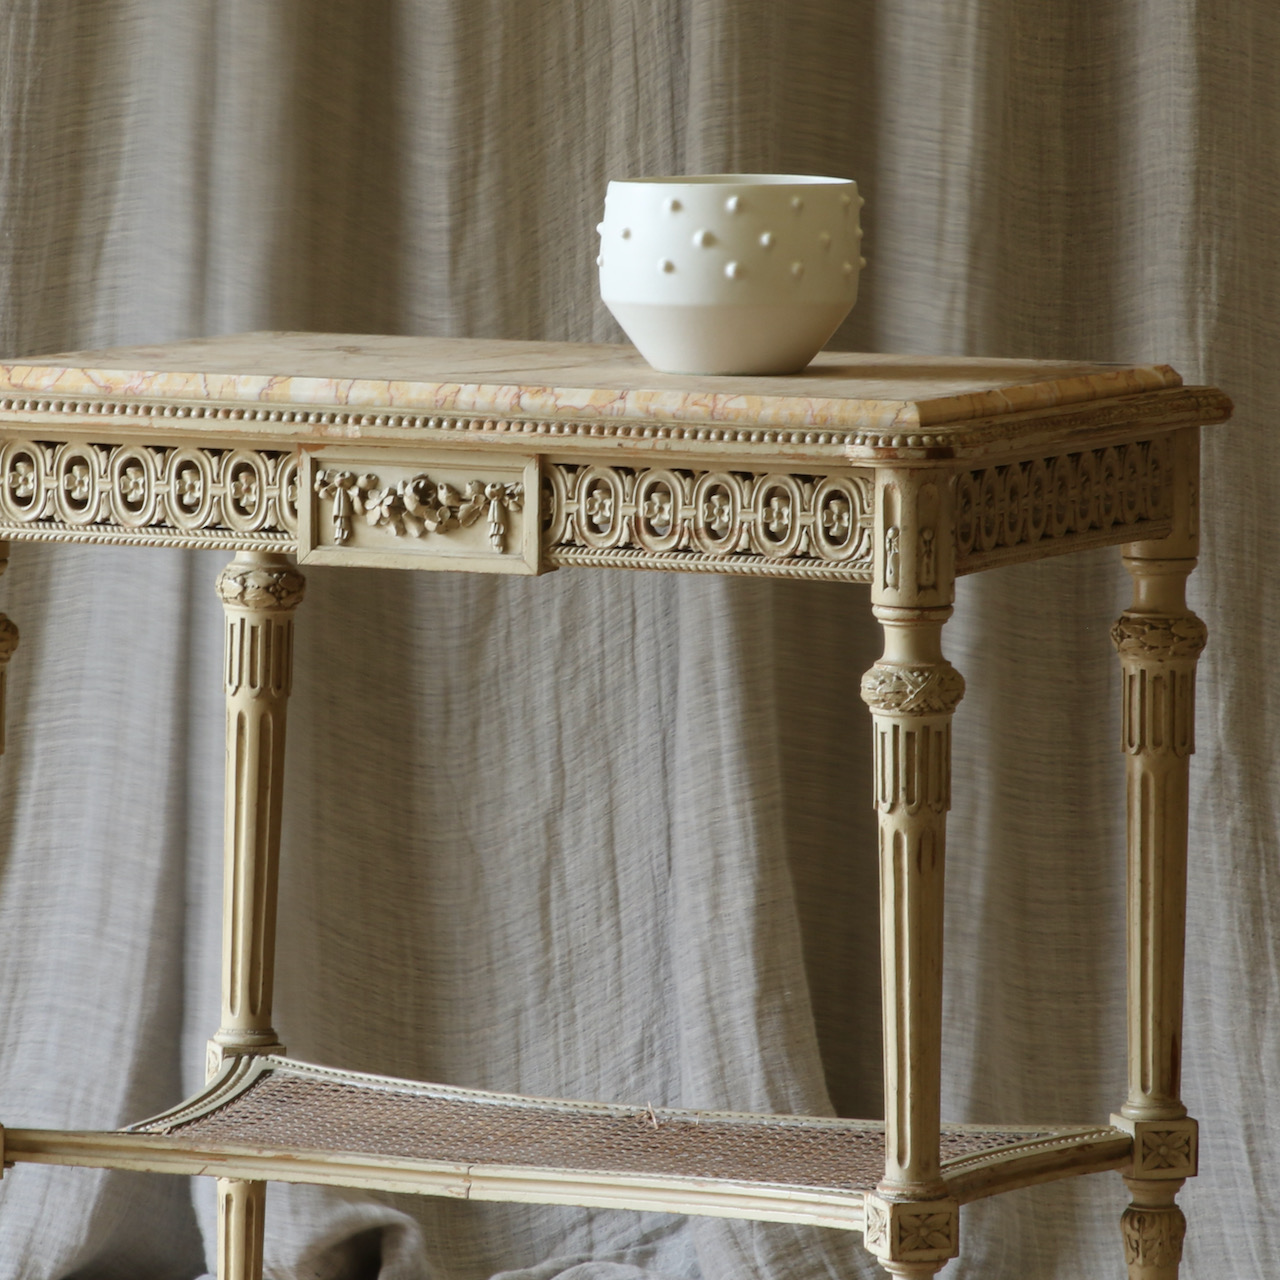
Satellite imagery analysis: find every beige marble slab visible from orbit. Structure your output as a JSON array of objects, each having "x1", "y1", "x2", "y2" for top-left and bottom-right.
[{"x1": 0, "y1": 332, "x2": 1182, "y2": 434}]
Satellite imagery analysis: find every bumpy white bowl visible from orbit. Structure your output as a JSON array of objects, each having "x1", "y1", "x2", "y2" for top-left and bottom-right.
[{"x1": 597, "y1": 174, "x2": 864, "y2": 375}]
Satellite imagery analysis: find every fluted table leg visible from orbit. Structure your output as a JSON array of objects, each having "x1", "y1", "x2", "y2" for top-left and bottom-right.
[
  {"x1": 1110, "y1": 427, "x2": 1203, "y2": 1280},
  {"x1": 208, "y1": 552, "x2": 306, "y2": 1280},
  {"x1": 860, "y1": 468, "x2": 961, "y2": 1278}
]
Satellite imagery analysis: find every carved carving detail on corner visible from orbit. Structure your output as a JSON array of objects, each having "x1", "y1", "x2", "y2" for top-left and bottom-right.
[
  {"x1": 314, "y1": 468, "x2": 523, "y2": 553},
  {"x1": 863, "y1": 1198, "x2": 890, "y2": 1253},
  {"x1": 860, "y1": 664, "x2": 966, "y2": 715},
  {"x1": 955, "y1": 437, "x2": 1172, "y2": 565},
  {"x1": 216, "y1": 562, "x2": 307, "y2": 612},
  {"x1": 1111, "y1": 613, "x2": 1208, "y2": 660},
  {"x1": 862, "y1": 1195, "x2": 959, "y2": 1263},
  {"x1": 1139, "y1": 1129, "x2": 1195, "y2": 1174},
  {"x1": 1121, "y1": 1205, "x2": 1186, "y2": 1268}
]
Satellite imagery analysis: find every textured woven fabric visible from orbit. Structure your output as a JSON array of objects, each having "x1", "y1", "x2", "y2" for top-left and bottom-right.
[{"x1": 0, "y1": 2, "x2": 1275, "y2": 1278}]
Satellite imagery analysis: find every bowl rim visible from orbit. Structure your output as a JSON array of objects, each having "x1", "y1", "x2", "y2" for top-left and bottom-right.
[{"x1": 609, "y1": 173, "x2": 854, "y2": 187}]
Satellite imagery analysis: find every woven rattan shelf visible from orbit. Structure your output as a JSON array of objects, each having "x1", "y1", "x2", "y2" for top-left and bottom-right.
[{"x1": 4, "y1": 1056, "x2": 1131, "y2": 1230}]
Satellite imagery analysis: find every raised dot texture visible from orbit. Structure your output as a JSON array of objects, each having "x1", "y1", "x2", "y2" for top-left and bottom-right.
[
  {"x1": 791, "y1": 196, "x2": 804, "y2": 212},
  {"x1": 693, "y1": 229, "x2": 715, "y2": 248},
  {"x1": 759, "y1": 231, "x2": 774, "y2": 248},
  {"x1": 725, "y1": 261, "x2": 742, "y2": 279},
  {"x1": 842, "y1": 261, "x2": 854, "y2": 276},
  {"x1": 596, "y1": 255, "x2": 603, "y2": 267},
  {"x1": 790, "y1": 261, "x2": 804, "y2": 278},
  {"x1": 818, "y1": 231, "x2": 831, "y2": 250},
  {"x1": 596, "y1": 222, "x2": 605, "y2": 235},
  {"x1": 725, "y1": 195, "x2": 742, "y2": 213},
  {"x1": 660, "y1": 258, "x2": 675, "y2": 273},
  {"x1": 621, "y1": 227, "x2": 631, "y2": 239},
  {"x1": 664, "y1": 198, "x2": 682, "y2": 213}
]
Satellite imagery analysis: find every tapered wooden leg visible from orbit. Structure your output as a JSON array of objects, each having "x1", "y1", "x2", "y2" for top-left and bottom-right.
[
  {"x1": 207, "y1": 551, "x2": 306, "y2": 1072},
  {"x1": 860, "y1": 469, "x2": 961, "y2": 1277},
  {"x1": 1110, "y1": 427, "x2": 1203, "y2": 1280},
  {"x1": 207, "y1": 552, "x2": 304, "y2": 1280},
  {"x1": 217, "y1": 1177, "x2": 266, "y2": 1280}
]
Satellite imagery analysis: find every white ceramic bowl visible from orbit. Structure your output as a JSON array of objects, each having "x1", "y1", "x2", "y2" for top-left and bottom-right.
[{"x1": 597, "y1": 174, "x2": 864, "y2": 375}]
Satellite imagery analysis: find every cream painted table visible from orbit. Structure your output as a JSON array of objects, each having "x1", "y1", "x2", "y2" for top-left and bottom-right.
[{"x1": 0, "y1": 335, "x2": 1231, "y2": 1280}]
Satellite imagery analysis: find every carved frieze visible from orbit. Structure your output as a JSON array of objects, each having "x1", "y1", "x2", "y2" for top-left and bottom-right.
[
  {"x1": 955, "y1": 438, "x2": 1172, "y2": 569},
  {"x1": 0, "y1": 437, "x2": 297, "y2": 548},
  {"x1": 543, "y1": 463, "x2": 874, "y2": 581}
]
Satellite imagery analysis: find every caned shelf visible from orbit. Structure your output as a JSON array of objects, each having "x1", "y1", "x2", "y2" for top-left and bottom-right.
[{"x1": 3, "y1": 1056, "x2": 1132, "y2": 1231}]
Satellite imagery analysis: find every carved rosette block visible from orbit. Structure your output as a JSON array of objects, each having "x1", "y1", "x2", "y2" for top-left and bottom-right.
[
  {"x1": 1111, "y1": 1115, "x2": 1199, "y2": 1180},
  {"x1": 218, "y1": 1177, "x2": 265, "y2": 1280},
  {"x1": 209, "y1": 553, "x2": 305, "y2": 1072},
  {"x1": 862, "y1": 1193, "x2": 959, "y2": 1275}
]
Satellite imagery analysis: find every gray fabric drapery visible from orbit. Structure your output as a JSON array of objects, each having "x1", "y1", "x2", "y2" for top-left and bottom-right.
[{"x1": 0, "y1": 2, "x2": 1274, "y2": 1277}]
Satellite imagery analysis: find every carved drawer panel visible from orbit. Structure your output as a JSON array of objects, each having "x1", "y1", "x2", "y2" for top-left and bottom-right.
[{"x1": 299, "y1": 449, "x2": 540, "y2": 574}]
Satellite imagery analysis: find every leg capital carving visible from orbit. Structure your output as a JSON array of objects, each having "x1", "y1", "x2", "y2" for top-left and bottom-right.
[{"x1": 863, "y1": 1193, "x2": 959, "y2": 1270}]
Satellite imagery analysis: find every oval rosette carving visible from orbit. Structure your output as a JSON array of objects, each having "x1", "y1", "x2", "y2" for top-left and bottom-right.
[
  {"x1": 163, "y1": 447, "x2": 217, "y2": 530},
  {"x1": 1145, "y1": 437, "x2": 1169, "y2": 516},
  {"x1": 0, "y1": 439, "x2": 51, "y2": 523},
  {"x1": 572, "y1": 466, "x2": 628, "y2": 549},
  {"x1": 541, "y1": 465, "x2": 570, "y2": 545},
  {"x1": 749, "y1": 474, "x2": 805, "y2": 558},
  {"x1": 691, "y1": 472, "x2": 743, "y2": 555},
  {"x1": 1120, "y1": 442, "x2": 1145, "y2": 523},
  {"x1": 954, "y1": 470, "x2": 977, "y2": 557},
  {"x1": 221, "y1": 450, "x2": 272, "y2": 533},
  {"x1": 108, "y1": 447, "x2": 161, "y2": 527},
  {"x1": 1047, "y1": 454, "x2": 1072, "y2": 539},
  {"x1": 1098, "y1": 446, "x2": 1121, "y2": 528},
  {"x1": 1000, "y1": 463, "x2": 1026, "y2": 545},
  {"x1": 633, "y1": 469, "x2": 686, "y2": 553},
  {"x1": 52, "y1": 442, "x2": 107, "y2": 525},
  {"x1": 1074, "y1": 448, "x2": 1099, "y2": 530},
  {"x1": 977, "y1": 467, "x2": 1001, "y2": 553},
  {"x1": 275, "y1": 454, "x2": 300, "y2": 534},
  {"x1": 811, "y1": 475, "x2": 869, "y2": 563},
  {"x1": 1025, "y1": 456, "x2": 1049, "y2": 542}
]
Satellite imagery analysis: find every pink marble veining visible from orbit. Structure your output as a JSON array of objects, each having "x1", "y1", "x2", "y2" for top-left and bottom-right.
[{"x1": 0, "y1": 332, "x2": 1182, "y2": 433}]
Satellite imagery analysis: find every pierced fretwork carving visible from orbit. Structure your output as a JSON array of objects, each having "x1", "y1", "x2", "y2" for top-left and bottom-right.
[
  {"x1": 0, "y1": 437, "x2": 297, "y2": 547},
  {"x1": 543, "y1": 462, "x2": 873, "y2": 580},
  {"x1": 955, "y1": 438, "x2": 1172, "y2": 569}
]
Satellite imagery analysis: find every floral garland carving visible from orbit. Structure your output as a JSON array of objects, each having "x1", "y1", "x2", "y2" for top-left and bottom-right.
[
  {"x1": 1111, "y1": 612, "x2": 1208, "y2": 660},
  {"x1": 860, "y1": 663, "x2": 966, "y2": 715},
  {"x1": 313, "y1": 468, "x2": 523, "y2": 553}
]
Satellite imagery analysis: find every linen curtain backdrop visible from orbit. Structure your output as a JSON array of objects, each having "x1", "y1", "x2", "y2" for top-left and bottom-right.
[{"x1": 0, "y1": 2, "x2": 1273, "y2": 1277}]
